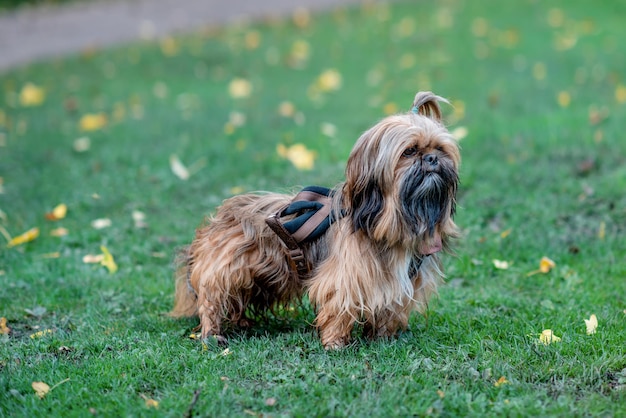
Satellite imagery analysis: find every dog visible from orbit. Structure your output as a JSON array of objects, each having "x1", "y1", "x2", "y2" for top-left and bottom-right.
[{"x1": 171, "y1": 91, "x2": 461, "y2": 349}]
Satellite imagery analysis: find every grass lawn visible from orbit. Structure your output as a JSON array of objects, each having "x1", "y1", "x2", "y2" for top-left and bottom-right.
[{"x1": 1, "y1": 0, "x2": 625, "y2": 416}]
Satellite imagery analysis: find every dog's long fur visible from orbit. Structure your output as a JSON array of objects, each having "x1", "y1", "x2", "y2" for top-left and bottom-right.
[{"x1": 171, "y1": 91, "x2": 461, "y2": 349}]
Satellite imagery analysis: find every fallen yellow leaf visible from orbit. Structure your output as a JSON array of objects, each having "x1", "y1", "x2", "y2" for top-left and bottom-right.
[
  {"x1": 276, "y1": 143, "x2": 316, "y2": 170},
  {"x1": 100, "y1": 246, "x2": 118, "y2": 274},
  {"x1": 278, "y1": 101, "x2": 296, "y2": 117},
  {"x1": 451, "y1": 126, "x2": 468, "y2": 141},
  {"x1": 584, "y1": 314, "x2": 598, "y2": 335},
  {"x1": 598, "y1": 221, "x2": 606, "y2": 240},
  {"x1": 471, "y1": 17, "x2": 489, "y2": 37},
  {"x1": 0, "y1": 317, "x2": 10, "y2": 335},
  {"x1": 140, "y1": 394, "x2": 159, "y2": 409},
  {"x1": 494, "y1": 376, "x2": 509, "y2": 387},
  {"x1": 539, "y1": 256, "x2": 556, "y2": 273},
  {"x1": 228, "y1": 78, "x2": 252, "y2": 99},
  {"x1": 7, "y1": 227, "x2": 39, "y2": 248},
  {"x1": 160, "y1": 36, "x2": 179, "y2": 56},
  {"x1": 292, "y1": 7, "x2": 310, "y2": 28},
  {"x1": 539, "y1": 329, "x2": 561, "y2": 345},
  {"x1": 20, "y1": 83, "x2": 45, "y2": 107},
  {"x1": 45, "y1": 203, "x2": 67, "y2": 221},
  {"x1": 316, "y1": 69, "x2": 342, "y2": 92},
  {"x1": 616, "y1": 84, "x2": 626, "y2": 104},
  {"x1": 32, "y1": 381, "x2": 50, "y2": 399},
  {"x1": 41, "y1": 252, "x2": 61, "y2": 259},
  {"x1": 30, "y1": 329, "x2": 53, "y2": 339},
  {"x1": 382, "y1": 102, "x2": 398, "y2": 115},
  {"x1": 50, "y1": 227, "x2": 69, "y2": 237},
  {"x1": 83, "y1": 254, "x2": 104, "y2": 264},
  {"x1": 79, "y1": 113, "x2": 107, "y2": 131},
  {"x1": 557, "y1": 91, "x2": 571, "y2": 108},
  {"x1": 32, "y1": 378, "x2": 70, "y2": 399},
  {"x1": 244, "y1": 30, "x2": 261, "y2": 50},
  {"x1": 527, "y1": 256, "x2": 556, "y2": 276},
  {"x1": 290, "y1": 39, "x2": 310, "y2": 67},
  {"x1": 532, "y1": 62, "x2": 547, "y2": 81}
]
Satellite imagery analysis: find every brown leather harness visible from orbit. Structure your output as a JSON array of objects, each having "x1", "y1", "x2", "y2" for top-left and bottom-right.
[{"x1": 265, "y1": 186, "x2": 334, "y2": 279}]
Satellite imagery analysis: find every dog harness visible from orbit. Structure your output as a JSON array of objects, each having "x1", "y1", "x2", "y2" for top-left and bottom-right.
[{"x1": 265, "y1": 186, "x2": 334, "y2": 279}]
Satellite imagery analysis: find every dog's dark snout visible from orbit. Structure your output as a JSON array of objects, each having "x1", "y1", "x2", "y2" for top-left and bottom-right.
[{"x1": 423, "y1": 153, "x2": 438, "y2": 167}]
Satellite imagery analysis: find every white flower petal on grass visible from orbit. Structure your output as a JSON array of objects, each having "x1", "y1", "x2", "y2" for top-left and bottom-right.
[
  {"x1": 91, "y1": 218, "x2": 112, "y2": 229},
  {"x1": 584, "y1": 314, "x2": 598, "y2": 335},
  {"x1": 492, "y1": 259, "x2": 511, "y2": 270},
  {"x1": 169, "y1": 154, "x2": 190, "y2": 180}
]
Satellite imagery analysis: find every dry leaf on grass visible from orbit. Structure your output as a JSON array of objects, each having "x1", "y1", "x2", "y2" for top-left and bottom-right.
[
  {"x1": 32, "y1": 378, "x2": 71, "y2": 399},
  {"x1": 7, "y1": 227, "x2": 39, "y2": 248},
  {"x1": 79, "y1": 113, "x2": 107, "y2": 131},
  {"x1": 228, "y1": 78, "x2": 252, "y2": 99},
  {"x1": 32, "y1": 381, "x2": 50, "y2": 399},
  {"x1": 539, "y1": 329, "x2": 561, "y2": 345},
  {"x1": 276, "y1": 143, "x2": 316, "y2": 171},
  {"x1": 140, "y1": 394, "x2": 159, "y2": 409},
  {"x1": 30, "y1": 329, "x2": 54, "y2": 339},
  {"x1": 91, "y1": 218, "x2": 112, "y2": 229},
  {"x1": 20, "y1": 83, "x2": 45, "y2": 107},
  {"x1": 100, "y1": 246, "x2": 118, "y2": 274},
  {"x1": 50, "y1": 227, "x2": 69, "y2": 237},
  {"x1": 45, "y1": 203, "x2": 67, "y2": 221},
  {"x1": 169, "y1": 154, "x2": 190, "y2": 180},
  {"x1": 83, "y1": 246, "x2": 118, "y2": 273},
  {"x1": 527, "y1": 256, "x2": 556, "y2": 276},
  {"x1": 0, "y1": 317, "x2": 10, "y2": 335}
]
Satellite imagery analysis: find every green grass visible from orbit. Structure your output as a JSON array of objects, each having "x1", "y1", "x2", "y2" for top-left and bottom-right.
[{"x1": 2, "y1": 0, "x2": 626, "y2": 416}]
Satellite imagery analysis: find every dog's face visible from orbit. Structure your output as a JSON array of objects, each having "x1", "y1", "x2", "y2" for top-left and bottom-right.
[{"x1": 343, "y1": 92, "x2": 460, "y2": 253}]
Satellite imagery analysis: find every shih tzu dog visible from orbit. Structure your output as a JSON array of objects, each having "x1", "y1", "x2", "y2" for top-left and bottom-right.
[{"x1": 171, "y1": 91, "x2": 461, "y2": 349}]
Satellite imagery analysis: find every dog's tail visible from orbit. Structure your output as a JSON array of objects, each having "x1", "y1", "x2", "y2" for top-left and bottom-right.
[{"x1": 169, "y1": 246, "x2": 198, "y2": 318}]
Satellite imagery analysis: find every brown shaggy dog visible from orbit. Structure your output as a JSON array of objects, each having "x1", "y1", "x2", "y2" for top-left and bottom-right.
[{"x1": 171, "y1": 91, "x2": 461, "y2": 349}]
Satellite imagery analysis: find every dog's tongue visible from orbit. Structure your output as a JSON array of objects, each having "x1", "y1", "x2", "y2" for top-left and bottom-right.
[{"x1": 420, "y1": 231, "x2": 442, "y2": 255}]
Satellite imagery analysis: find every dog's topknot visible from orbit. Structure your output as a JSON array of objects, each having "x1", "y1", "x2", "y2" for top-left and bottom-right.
[{"x1": 410, "y1": 91, "x2": 449, "y2": 123}]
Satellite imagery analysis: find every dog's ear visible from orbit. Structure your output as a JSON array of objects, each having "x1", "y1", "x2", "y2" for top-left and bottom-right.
[
  {"x1": 410, "y1": 91, "x2": 448, "y2": 123},
  {"x1": 344, "y1": 179, "x2": 384, "y2": 236}
]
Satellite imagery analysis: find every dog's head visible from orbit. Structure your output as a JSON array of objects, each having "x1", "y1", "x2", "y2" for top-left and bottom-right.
[{"x1": 342, "y1": 91, "x2": 461, "y2": 253}]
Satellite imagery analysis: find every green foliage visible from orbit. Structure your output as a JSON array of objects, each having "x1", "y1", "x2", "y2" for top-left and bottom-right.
[{"x1": 1, "y1": 0, "x2": 625, "y2": 416}]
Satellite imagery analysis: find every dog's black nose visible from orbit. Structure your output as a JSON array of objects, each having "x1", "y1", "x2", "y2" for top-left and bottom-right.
[{"x1": 423, "y1": 153, "x2": 438, "y2": 167}]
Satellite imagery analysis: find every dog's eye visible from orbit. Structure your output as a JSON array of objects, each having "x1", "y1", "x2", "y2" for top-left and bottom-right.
[{"x1": 402, "y1": 147, "x2": 418, "y2": 157}]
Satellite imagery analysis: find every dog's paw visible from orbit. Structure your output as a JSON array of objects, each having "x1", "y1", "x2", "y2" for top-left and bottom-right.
[
  {"x1": 202, "y1": 334, "x2": 229, "y2": 347},
  {"x1": 323, "y1": 337, "x2": 350, "y2": 350},
  {"x1": 237, "y1": 317, "x2": 255, "y2": 328}
]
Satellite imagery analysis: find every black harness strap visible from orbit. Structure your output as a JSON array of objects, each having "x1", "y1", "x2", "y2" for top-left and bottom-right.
[{"x1": 265, "y1": 186, "x2": 334, "y2": 279}]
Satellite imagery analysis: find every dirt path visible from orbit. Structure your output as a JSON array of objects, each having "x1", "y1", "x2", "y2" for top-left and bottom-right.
[{"x1": 0, "y1": 0, "x2": 365, "y2": 73}]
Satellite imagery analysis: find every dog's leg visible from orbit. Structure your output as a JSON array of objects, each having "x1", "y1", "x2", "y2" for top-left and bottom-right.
[
  {"x1": 364, "y1": 309, "x2": 409, "y2": 340},
  {"x1": 316, "y1": 307, "x2": 355, "y2": 349},
  {"x1": 197, "y1": 286, "x2": 228, "y2": 346}
]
